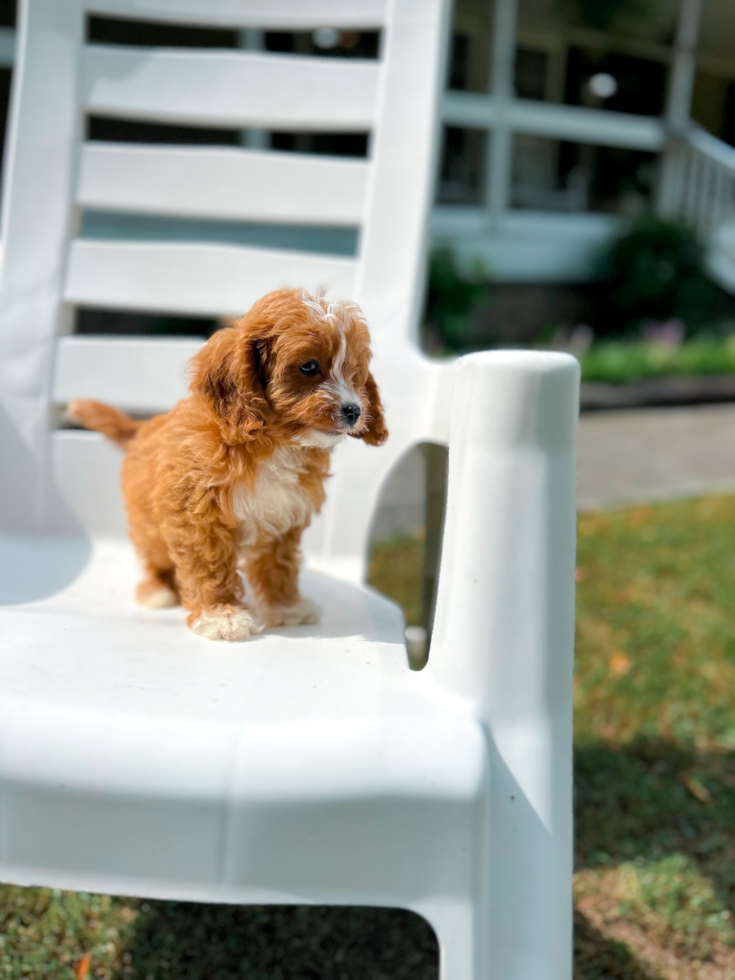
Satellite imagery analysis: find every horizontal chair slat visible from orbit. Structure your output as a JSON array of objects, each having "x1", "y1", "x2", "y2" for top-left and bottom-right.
[
  {"x1": 82, "y1": 46, "x2": 378, "y2": 131},
  {"x1": 64, "y1": 239, "x2": 357, "y2": 316},
  {"x1": 54, "y1": 336, "x2": 203, "y2": 412},
  {"x1": 77, "y1": 144, "x2": 368, "y2": 226},
  {"x1": 52, "y1": 431, "x2": 128, "y2": 537},
  {"x1": 84, "y1": 0, "x2": 387, "y2": 29}
]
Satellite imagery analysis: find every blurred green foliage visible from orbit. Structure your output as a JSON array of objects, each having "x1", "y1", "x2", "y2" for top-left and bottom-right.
[
  {"x1": 594, "y1": 215, "x2": 716, "y2": 337},
  {"x1": 424, "y1": 246, "x2": 492, "y2": 351},
  {"x1": 580, "y1": 336, "x2": 735, "y2": 383}
]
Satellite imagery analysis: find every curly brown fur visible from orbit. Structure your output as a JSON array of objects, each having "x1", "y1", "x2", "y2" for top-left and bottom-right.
[
  {"x1": 69, "y1": 288, "x2": 388, "y2": 641},
  {"x1": 67, "y1": 400, "x2": 145, "y2": 448}
]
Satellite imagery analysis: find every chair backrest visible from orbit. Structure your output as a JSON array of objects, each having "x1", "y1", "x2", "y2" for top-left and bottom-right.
[{"x1": 0, "y1": 0, "x2": 451, "y2": 578}]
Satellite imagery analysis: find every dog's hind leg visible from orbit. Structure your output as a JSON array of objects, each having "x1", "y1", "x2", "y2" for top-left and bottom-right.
[
  {"x1": 130, "y1": 526, "x2": 180, "y2": 609},
  {"x1": 136, "y1": 564, "x2": 180, "y2": 609}
]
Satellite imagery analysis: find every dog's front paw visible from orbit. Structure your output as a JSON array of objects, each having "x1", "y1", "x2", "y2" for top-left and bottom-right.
[
  {"x1": 259, "y1": 598, "x2": 320, "y2": 628},
  {"x1": 188, "y1": 604, "x2": 263, "y2": 642}
]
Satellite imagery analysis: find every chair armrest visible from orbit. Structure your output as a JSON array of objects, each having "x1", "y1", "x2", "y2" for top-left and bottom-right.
[
  {"x1": 428, "y1": 351, "x2": 579, "y2": 975},
  {"x1": 430, "y1": 349, "x2": 579, "y2": 717}
]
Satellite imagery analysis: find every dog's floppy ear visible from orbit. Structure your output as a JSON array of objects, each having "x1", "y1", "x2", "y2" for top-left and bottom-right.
[
  {"x1": 356, "y1": 371, "x2": 388, "y2": 446},
  {"x1": 189, "y1": 326, "x2": 273, "y2": 438}
]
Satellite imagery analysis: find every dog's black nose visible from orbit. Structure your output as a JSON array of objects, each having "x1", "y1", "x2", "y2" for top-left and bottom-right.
[{"x1": 341, "y1": 403, "x2": 361, "y2": 426}]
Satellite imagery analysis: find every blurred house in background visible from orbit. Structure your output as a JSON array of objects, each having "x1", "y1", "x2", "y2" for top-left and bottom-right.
[
  {"x1": 438, "y1": 0, "x2": 735, "y2": 290},
  {"x1": 0, "y1": 0, "x2": 734, "y2": 336}
]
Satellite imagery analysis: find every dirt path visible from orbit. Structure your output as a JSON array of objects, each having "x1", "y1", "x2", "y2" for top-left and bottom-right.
[{"x1": 577, "y1": 404, "x2": 735, "y2": 511}]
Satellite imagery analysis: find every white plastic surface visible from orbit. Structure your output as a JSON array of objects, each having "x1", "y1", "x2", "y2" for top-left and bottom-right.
[
  {"x1": 77, "y1": 144, "x2": 368, "y2": 225},
  {"x1": 0, "y1": 0, "x2": 578, "y2": 975},
  {"x1": 54, "y1": 337, "x2": 203, "y2": 412},
  {"x1": 85, "y1": 0, "x2": 388, "y2": 30},
  {"x1": 1, "y1": 539, "x2": 485, "y2": 907},
  {"x1": 82, "y1": 46, "x2": 379, "y2": 130},
  {"x1": 63, "y1": 239, "x2": 357, "y2": 316}
]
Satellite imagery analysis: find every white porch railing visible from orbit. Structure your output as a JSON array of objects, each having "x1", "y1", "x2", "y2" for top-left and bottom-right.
[
  {"x1": 655, "y1": 126, "x2": 735, "y2": 292},
  {"x1": 662, "y1": 127, "x2": 735, "y2": 238},
  {"x1": 442, "y1": 92, "x2": 665, "y2": 153}
]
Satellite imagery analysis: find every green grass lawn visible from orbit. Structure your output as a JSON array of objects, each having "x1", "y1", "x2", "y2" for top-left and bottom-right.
[
  {"x1": 573, "y1": 497, "x2": 735, "y2": 979},
  {"x1": 3, "y1": 496, "x2": 735, "y2": 978}
]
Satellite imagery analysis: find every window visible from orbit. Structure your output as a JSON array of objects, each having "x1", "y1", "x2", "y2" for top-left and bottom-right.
[
  {"x1": 692, "y1": 0, "x2": 735, "y2": 144},
  {"x1": 448, "y1": 0, "x2": 494, "y2": 94},
  {"x1": 516, "y1": 0, "x2": 677, "y2": 113},
  {"x1": 438, "y1": 127, "x2": 487, "y2": 205},
  {"x1": 511, "y1": 136, "x2": 658, "y2": 214}
]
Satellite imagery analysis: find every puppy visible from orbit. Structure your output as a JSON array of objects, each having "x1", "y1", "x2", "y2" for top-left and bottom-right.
[{"x1": 69, "y1": 288, "x2": 388, "y2": 641}]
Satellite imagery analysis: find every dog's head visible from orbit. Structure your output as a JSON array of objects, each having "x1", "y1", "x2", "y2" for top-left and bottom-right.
[{"x1": 190, "y1": 288, "x2": 388, "y2": 447}]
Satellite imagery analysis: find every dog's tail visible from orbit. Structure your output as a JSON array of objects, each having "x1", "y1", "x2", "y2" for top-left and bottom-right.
[{"x1": 67, "y1": 399, "x2": 144, "y2": 449}]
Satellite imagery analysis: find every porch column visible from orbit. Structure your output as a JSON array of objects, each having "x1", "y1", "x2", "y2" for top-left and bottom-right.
[
  {"x1": 486, "y1": 0, "x2": 518, "y2": 227},
  {"x1": 238, "y1": 30, "x2": 271, "y2": 151},
  {"x1": 657, "y1": 0, "x2": 703, "y2": 215}
]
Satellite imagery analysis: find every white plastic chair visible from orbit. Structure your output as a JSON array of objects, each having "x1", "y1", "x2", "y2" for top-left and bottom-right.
[{"x1": 0, "y1": 1, "x2": 579, "y2": 976}]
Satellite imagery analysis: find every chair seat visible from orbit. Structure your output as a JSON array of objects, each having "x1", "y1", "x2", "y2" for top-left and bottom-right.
[{"x1": 0, "y1": 537, "x2": 486, "y2": 907}]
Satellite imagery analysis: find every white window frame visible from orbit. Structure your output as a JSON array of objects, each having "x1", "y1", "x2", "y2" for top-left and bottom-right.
[{"x1": 438, "y1": 0, "x2": 705, "y2": 240}]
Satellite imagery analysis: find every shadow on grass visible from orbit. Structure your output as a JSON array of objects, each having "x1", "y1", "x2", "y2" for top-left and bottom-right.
[
  {"x1": 120, "y1": 899, "x2": 661, "y2": 980},
  {"x1": 116, "y1": 903, "x2": 438, "y2": 980},
  {"x1": 574, "y1": 909, "x2": 663, "y2": 980},
  {"x1": 576, "y1": 738, "x2": 735, "y2": 910}
]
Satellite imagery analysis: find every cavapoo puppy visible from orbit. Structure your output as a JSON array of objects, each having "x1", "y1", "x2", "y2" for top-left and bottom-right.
[{"x1": 69, "y1": 288, "x2": 388, "y2": 641}]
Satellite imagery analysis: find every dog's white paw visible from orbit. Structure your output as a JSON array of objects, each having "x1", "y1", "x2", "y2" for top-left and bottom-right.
[
  {"x1": 189, "y1": 605, "x2": 262, "y2": 642},
  {"x1": 259, "y1": 597, "x2": 320, "y2": 628},
  {"x1": 137, "y1": 584, "x2": 179, "y2": 609}
]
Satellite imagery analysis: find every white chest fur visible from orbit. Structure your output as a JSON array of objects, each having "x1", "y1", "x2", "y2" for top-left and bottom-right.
[{"x1": 232, "y1": 446, "x2": 316, "y2": 549}]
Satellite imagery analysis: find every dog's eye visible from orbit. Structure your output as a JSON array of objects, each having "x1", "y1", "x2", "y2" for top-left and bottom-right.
[{"x1": 299, "y1": 360, "x2": 320, "y2": 376}]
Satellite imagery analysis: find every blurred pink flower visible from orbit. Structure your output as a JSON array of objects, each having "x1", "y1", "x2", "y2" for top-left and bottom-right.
[
  {"x1": 550, "y1": 324, "x2": 594, "y2": 355},
  {"x1": 641, "y1": 318, "x2": 685, "y2": 348}
]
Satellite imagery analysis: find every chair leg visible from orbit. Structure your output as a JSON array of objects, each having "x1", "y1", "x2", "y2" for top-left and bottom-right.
[
  {"x1": 430, "y1": 894, "x2": 573, "y2": 980},
  {"x1": 424, "y1": 902, "x2": 486, "y2": 980}
]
